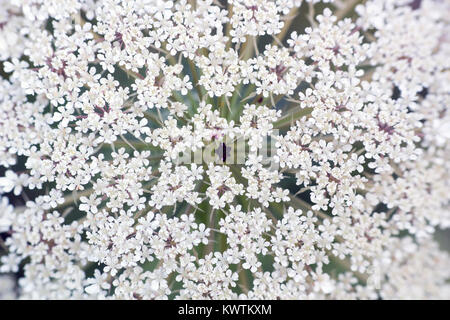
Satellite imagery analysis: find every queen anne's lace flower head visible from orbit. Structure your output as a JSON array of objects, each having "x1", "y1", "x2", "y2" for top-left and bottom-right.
[{"x1": 0, "y1": 0, "x2": 449, "y2": 299}]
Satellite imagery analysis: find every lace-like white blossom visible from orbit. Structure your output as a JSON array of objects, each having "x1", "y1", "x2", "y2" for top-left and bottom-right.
[{"x1": 0, "y1": 0, "x2": 449, "y2": 300}]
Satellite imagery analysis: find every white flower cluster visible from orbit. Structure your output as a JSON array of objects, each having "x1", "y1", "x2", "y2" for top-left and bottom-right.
[{"x1": 0, "y1": 0, "x2": 449, "y2": 300}]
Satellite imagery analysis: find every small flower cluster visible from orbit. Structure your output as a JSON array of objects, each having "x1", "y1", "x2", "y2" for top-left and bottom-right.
[{"x1": 0, "y1": 0, "x2": 449, "y2": 300}]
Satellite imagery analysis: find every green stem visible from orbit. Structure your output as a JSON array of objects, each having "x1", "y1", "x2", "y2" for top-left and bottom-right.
[{"x1": 273, "y1": 107, "x2": 313, "y2": 129}]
